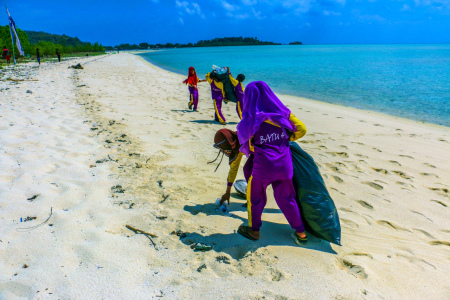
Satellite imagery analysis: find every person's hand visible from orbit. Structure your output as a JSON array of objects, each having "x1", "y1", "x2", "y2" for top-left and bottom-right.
[
  {"x1": 220, "y1": 192, "x2": 231, "y2": 206},
  {"x1": 226, "y1": 67, "x2": 230, "y2": 71}
]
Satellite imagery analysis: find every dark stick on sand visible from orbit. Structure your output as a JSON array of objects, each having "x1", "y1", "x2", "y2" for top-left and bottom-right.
[{"x1": 125, "y1": 225, "x2": 158, "y2": 249}]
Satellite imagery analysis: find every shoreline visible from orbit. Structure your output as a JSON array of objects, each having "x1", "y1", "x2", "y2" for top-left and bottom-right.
[
  {"x1": 135, "y1": 48, "x2": 450, "y2": 128},
  {"x1": 134, "y1": 52, "x2": 449, "y2": 131},
  {"x1": 1, "y1": 53, "x2": 449, "y2": 299}
]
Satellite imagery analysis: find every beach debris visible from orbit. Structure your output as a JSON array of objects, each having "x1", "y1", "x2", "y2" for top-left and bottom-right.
[
  {"x1": 157, "y1": 180, "x2": 163, "y2": 188},
  {"x1": 197, "y1": 264, "x2": 207, "y2": 272},
  {"x1": 125, "y1": 225, "x2": 158, "y2": 249},
  {"x1": 22, "y1": 264, "x2": 28, "y2": 269},
  {"x1": 216, "y1": 256, "x2": 231, "y2": 264},
  {"x1": 17, "y1": 208, "x2": 53, "y2": 232},
  {"x1": 171, "y1": 230, "x2": 187, "y2": 238},
  {"x1": 4, "y1": 78, "x2": 39, "y2": 82},
  {"x1": 160, "y1": 194, "x2": 169, "y2": 203},
  {"x1": 155, "y1": 215, "x2": 167, "y2": 220},
  {"x1": 111, "y1": 185, "x2": 125, "y2": 193},
  {"x1": 90, "y1": 127, "x2": 98, "y2": 131},
  {"x1": 105, "y1": 139, "x2": 112, "y2": 143},
  {"x1": 190, "y1": 243, "x2": 213, "y2": 252},
  {"x1": 77, "y1": 84, "x2": 86, "y2": 87},
  {"x1": 23, "y1": 216, "x2": 37, "y2": 222},
  {"x1": 69, "y1": 63, "x2": 84, "y2": 69},
  {"x1": 129, "y1": 152, "x2": 141, "y2": 157},
  {"x1": 26, "y1": 90, "x2": 33, "y2": 94},
  {"x1": 135, "y1": 162, "x2": 142, "y2": 168},
  {"x1": 96, "y1": 158, "x2": 109, "y2": 164},
  {"x1": 27, "y1": 194, "x2": 40, "y2": 202},
  {"x1": 108, "y1": 120, "x2": 116, "y2": 126}
]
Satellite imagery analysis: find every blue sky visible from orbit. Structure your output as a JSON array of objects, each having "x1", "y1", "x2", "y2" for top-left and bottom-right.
[{"x1": 2, "y1": 0, "x2": 450, "y2": 45}]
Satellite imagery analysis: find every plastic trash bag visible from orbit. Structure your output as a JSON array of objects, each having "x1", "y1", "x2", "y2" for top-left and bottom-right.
[
  {"x1": 290, "y1": 142, "x2": 341, "y2": 245},
  {"x1": 213, "y1": 71, "x2": 238, "y2": 103},
  {"x1": 233, "y1": 179, "x2": 247, "y2": 199}
]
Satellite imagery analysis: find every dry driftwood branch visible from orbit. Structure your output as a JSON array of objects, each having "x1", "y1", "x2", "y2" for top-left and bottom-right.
[{"x1": 125, "y1": 225, "x2": 158, "y2": 249}]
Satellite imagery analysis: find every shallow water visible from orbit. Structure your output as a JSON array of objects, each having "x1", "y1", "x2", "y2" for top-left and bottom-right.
[{"x1": 138, "y1": 44, "x2": 450, "y2": 126}]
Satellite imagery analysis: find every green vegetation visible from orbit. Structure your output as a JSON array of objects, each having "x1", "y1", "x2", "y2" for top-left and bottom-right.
[
  {"x1": 1, "y1": 25, "x2": 105, "y2": 60},
  {"x1": 289, "y1": 41, "x2": 303, "y2": 45},
  {"x1": 108, "y1": 37, "x2": 281, "y2": 50}
]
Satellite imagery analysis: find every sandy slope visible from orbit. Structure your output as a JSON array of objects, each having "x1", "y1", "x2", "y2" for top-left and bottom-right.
[{"x1": 0, "y1": 53, "x2": 449, "y2": 299}]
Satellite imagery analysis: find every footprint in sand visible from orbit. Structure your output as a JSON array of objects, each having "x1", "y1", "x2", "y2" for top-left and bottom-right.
[
  {"x1": 332, "y1": 175, "x2": 344, "y2": 183},
  {"x1": 423, "y1": 163, "x2": 436, "y2": 168},
  {"x1": 371, "y1": 167, "x2": 389, "y2": 174},
  {"x1": 430, "y1": 199, "x2": 447, "y2": 207},
  {"x1": 341, "y1": 218, "x2": 359, "y2": 228},
  {"x1": 429, "y1": 241, "x2": 450, "y2": 247},
  {"x1": 410, "y1": 210, "x2": 433, "y2": 222},
  {"x1": 348, "y1": 252, "x2": 373, "y2": 259},
  {"x1": 413, "y1": 229, "x2": 435, "y2": 239},
  {"x1": 395, "y1": 254, "x2": 436, "y2": 270},
  {"x1": 362, "y1": 181, "x2": 384, "y2": 190},
  {"x1": 428, "y1": 187, "x2": 449, "y2": 196},
  {"x1": 356, "y1": 154, "x2": 368, "y2": 158},
  {"x1": 372, "y1": 147, "x2": 382, "y2": 152},
  {"x1": 420, "y1": 172, "x2": 439, "y2": 178},
  {"x1": 392, "y1": 170, "x2": 413, "y2": 180},
  {"x1": 356, "y1": 200, "x2": 374, "y2": 210},
  {"x1": 389, "y1": 160, "x2": 401, "y2": 166},
  {"x1": 335, "y1": 258, "x2": 368, "y2": 279},
  {"x1": 399, "y1": 154, "x2": 414, "y2": 159},
  {"x1": 376, "y1": 220, "x2": 410, "y2": 232},
  {"x1": 340, "y1": 145, "x2": 348, "y2": 149},
  {"x1": 328, "y1": 151, "x2": 349, "y2": 158}
]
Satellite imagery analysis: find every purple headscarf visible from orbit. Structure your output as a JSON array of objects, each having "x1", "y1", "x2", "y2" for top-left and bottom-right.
[{"x1": 237, "y1": 81, "x2": 295, "y2": 156}]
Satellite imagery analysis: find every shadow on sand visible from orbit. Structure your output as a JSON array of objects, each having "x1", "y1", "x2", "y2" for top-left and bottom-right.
[
  {"x1": 189, "y1": 120, "x2": 239, "y2": 125},
  {"x1": 182, "y1": 201, "x2": 337, "y2": 260},
  {"x1": 171, "y1": 109, "x2": 193, "y2": 113}
]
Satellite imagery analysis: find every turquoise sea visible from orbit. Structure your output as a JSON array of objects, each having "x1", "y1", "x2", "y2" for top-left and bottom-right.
[{"x1": 138, "y1": 45, "x2": 450, "y2": 127}]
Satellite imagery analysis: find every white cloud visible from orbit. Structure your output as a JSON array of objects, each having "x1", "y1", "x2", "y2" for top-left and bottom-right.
[
  {"x1": 226, "y1": 12, "x2": 249, "y2": 19},
  {"x1": 176, "y1": 1, "x2": 188, "y2": 8},
  {"x1": 252, "y1": 8, "x2": 265, "y2": 19},
  {"x1": 401, "y1": 4, "x2": 411, "y2": 11},
  {"x1": 242, "y1": 0, "x2": 258, "y2": 4},
  {"x1": 179, "y1": 17, "x2": 184, "y2": 24},
  {"x1": 222, "y1": 0, "x2": 239, "y2": 11},
  {"x1": 323, "y1": 10, "x2": 341, "y2": 16},
  {"x1": 176, "y1": 1, "x2": 203, "y2": 16}
]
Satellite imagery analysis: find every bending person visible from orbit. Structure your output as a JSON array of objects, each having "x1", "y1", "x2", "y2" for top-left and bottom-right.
[
  {"x1": 205, "y1": 72, "x2": 227, "y2": 125},
  {"x1": 236, "y1": 81, "x2": 308, "y2": 245},
  {"x1": 227, "y1": 67, "x2": 245, "y2": 119},
  {"x1": 211, "y1": 129, "x2": 254, "y2": 206},
  {"x1": 182, "y1": 66, "x2": 206, "y2": 111}
]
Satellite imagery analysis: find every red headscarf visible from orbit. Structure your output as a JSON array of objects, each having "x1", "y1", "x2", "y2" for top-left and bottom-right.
[{"x1": 183, "y1": 66, "x2": 199, "y2": 86}]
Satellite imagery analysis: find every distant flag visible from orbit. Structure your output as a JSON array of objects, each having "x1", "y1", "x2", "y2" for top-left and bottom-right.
[{"x1": 6, "y1": 6, "x2": 25, "y2": 56}]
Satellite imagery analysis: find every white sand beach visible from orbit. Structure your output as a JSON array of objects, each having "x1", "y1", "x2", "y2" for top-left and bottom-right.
[{"x1": 1, "y1": 53, "x2": 449, "y2": 299}]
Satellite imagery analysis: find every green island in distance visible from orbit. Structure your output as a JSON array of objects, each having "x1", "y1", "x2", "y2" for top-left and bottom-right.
[{"x1": 2, "y1": 27, "x2": 302, "y2": 61}]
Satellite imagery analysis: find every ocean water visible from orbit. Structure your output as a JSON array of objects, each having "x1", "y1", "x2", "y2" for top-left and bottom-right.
[{"x1": 138, "y1": 45, "x2": 450, "y2": 127}]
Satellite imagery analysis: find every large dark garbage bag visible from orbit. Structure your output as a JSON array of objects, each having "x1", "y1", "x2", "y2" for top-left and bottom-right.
[
  {"x1": 213, "y1": 71, "x2": 238, "y2": 103},
  {"x1": 290, "y1": 142, "x2": 341, "y2": 245}
]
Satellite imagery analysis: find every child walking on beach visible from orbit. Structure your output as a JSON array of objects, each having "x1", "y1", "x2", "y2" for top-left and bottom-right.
[
  {"x1": 227, "y1": 67, "x2": 245, "y2": 119},
  {"x1": 236, "y1": 81, "x2": 308, "y2": 245},
  {"x1": 182, "y1": 67, "x2": 206, "y2": 111},
  {"x1": 205, "y1": 72, "x2": 227, "y2": 124}
]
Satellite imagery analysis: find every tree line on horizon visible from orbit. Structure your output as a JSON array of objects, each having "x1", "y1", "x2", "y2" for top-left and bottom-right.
[
  {"x1": 107, "y1": 37, "x2": 286, "y2": 51},
  {"x1": 0, "y1": 26, "x2": 105, "y2": 58}
]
